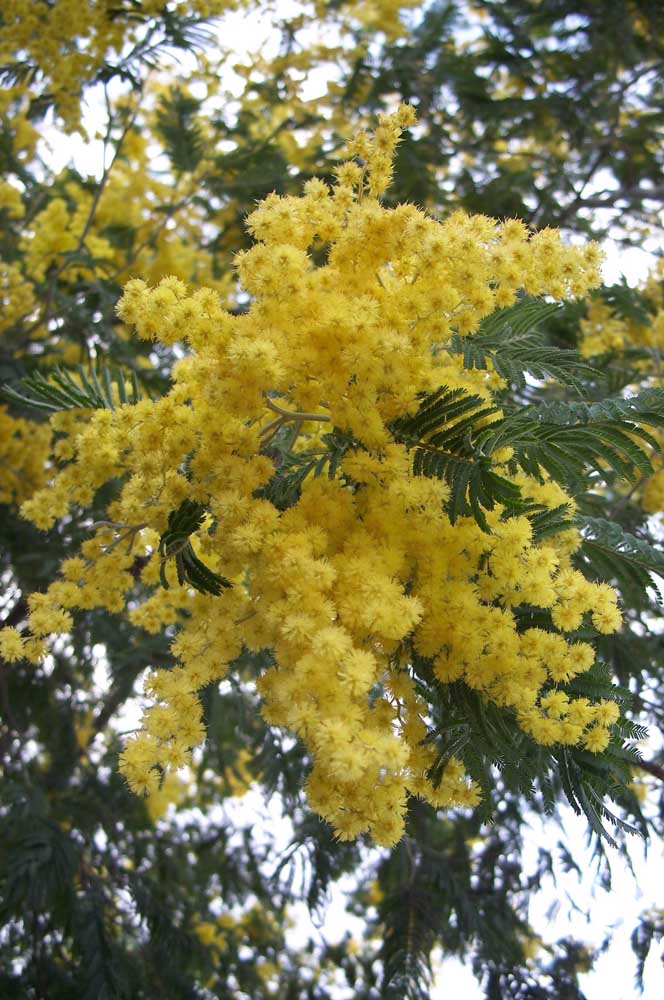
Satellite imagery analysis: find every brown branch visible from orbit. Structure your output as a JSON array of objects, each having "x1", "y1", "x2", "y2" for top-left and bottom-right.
[{"x1": 633, "y1": 758, "x2": 664, "y2": 783}]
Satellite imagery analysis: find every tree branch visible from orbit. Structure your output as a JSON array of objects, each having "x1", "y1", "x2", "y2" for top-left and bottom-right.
[{"x1": 633, "y1": 758, "x2": 664, "y2": 783}]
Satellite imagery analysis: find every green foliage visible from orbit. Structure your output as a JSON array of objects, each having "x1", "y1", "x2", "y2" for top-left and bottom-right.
[
  {"x1": 0, "y1": 792, "x2": 79, "y2": 923},
  {"x1": 410, "y1": 642, "x2": 648, "y2": 852},
  {"x1": 390, "y1": 370, "x2": 664, "y2": 533},
  {"x1": 521, "y1": 390, "x2": 664, "y2": 428},
  {"x1": 483, "y1": 395, "x2": 663, "y2": 490},
  {"x1": 419, "y1": 672, "x2": 546, "y2": 813},
  {"x1": 447, "y1": 298, "x2": 598, "y2": 390},
  {"x1": 379, "y1": 839, "x2": 436, "y2": 1000},
  {"x1": 259, "y1": 430, "x2": 355, "y2": 510},
  {"x1": 576, "y1": 515, "x2": 664, "y2": 607},
  {"x1": 155, "y1": 86, "x2": 205, "y2": 175},
  {"x1": 631, "y1": 909, "x2": 664, "y2": 994},
  {"x1": 74, "y1": 886, "x2": 132, "y2": 1000},
  {"x1": 390, "y1": 299, "x2": 664, "y2": 537},
  {"x1": 2, "y1": 363, "x2": 146, "y2": 412},
  {"x1": 390, "y1": 385, "x2": 521, "y2": 530},
  {"x1": 158, "y1": 499, "x2": 232, "y2": 596},
  {"x1": 355, "y1": 0, "x2": 664, "y2": 246},
  {"x1": 372, "y1": 800, "x2": 574, "y2": 1000}
]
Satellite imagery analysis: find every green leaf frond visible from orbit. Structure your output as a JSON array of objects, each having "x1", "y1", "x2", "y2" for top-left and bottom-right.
[
  {"x1": 448, "y1": 297, "x2": 598, "y2": 389},
  {"x1": 390, "y1": 386, "x2": 521, "y2": 530},
  {"x1": 631, "y1": 910, "x2": 664, "y2": 993},
  {"x1": 521, "y1": 390, "x2": 664, "y2": 427},
  {"x1": 391, "y1": 378, "x2": 664, "y2": 535},
  {"x1": 0, "y1": 60, "x2": 40, "y2": 89},
  {"x1": 481, "y1": 390, "x2": 664, "y2": 490},
  {"x1": 154, "y1": 85, "x2": 205, "y2": 175},
  {"x1": 158, "y1": 499, "x2": 231, "y2": 597},
  {"x1": 556, "y1": 746, "x2": 645, "y2": 850},
  {"x1": 418, "y1": 675, "x2": 545, "y2": 819},
  {"x1": 390, "y1": 387, "x2": 574, "y2": 534},
  {"x1": 2, "y1": 363, "x2": 148, "y2": 412},
  {"x1": 528, "y1": 503, "x2": 576, "y2": 541},
  {"x1": 259, "y1": 431, "x2": 354, "y2": 511},
  {"x1": 600, "y1": 278, "x2": 657, "y2": 326},
  {"x1": 378, "y1": 838, "x2": 435, "y2": 1000},
  {"x1": 412, "y1": 650, "x2": 644, "y2": 848},
  {"x1": 575, "y1": 516, "x2": 664, "y2": 606},
  {"x1": 566, "y1": 661, "x2": 633, "y2": 715}
]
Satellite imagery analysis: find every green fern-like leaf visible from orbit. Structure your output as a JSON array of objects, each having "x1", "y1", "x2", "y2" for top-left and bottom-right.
[
  {"x1": 415, "y1": 646, "x2": 640, "y2": 850},
  {"x1": 391, "y1": 380, "x2": 664, "y2": 535},
  {"x1": 415, "y1": 665, "x2": 545, "y2": 821},
  {"x1": 566, "y1": 660, "x2": 632, "y2": 709},
  {"x1": 155, "y1": 86, "x2": 205, "y2": 175},
  {"x1": 75, "y1": 886, "x2": 130, "y2": 1000},
  {"x1": 379, "y1": 841, "x2": 435, "y2": 1000},
  {"x1": 523, "y1": 389, "x2": 664, "y2": 427},
  {"x1": 448, "y1": 297, "x2": 598, "y2": 389},
  {"x1": 480, "y1": 395, "x2": 663, "y2": 490},
  {"x1": 390, "y1": 387, "x2": 523, "y2": 530},
  {"x1": 475, "y1": 298, "x2": 562, "y2": 340},
  {"x1": 575, "y1": 516, "x2": 664, "y2": 605},
  {"x1": 158, "y1": 499, "x2": 231, "y2": 597},
  {"x1": 2, "y1": 364, "x2": 146, "y2": 412},
  {"x1": 259, "y1": 432, "x2": 354, "y2": 510},
  {"x1": 528, "y1": 503, "x2": 575, "y2": 541},
  {"x1": 391, "y1": 388, "x2": 576, "y2": 535},
  {"x1": 631, "y1": 911, "x2": 664, "y2": 992},
  {"x1": 555, "y1": 738, "x2": 644, "y2": 850}
]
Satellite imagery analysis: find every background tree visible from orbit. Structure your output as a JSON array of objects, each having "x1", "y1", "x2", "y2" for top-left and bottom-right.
[{"x1": 1, "y1": 3, "x2": 664, "y2": 999}]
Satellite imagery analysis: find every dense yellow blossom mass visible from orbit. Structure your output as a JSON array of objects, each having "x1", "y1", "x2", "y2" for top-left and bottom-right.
[
  {"x1": 0, "y1": 0, "x2": 420, "y2": 133},
  {"x1": 0, "y1": 0, "x2": 245, "y2": 130},
  {"x1": 0, "y1": 406, "x2": 51, "y2": 506},
  {"x1": 2, "y1": 107, "x2": 623, "y2": 846}
]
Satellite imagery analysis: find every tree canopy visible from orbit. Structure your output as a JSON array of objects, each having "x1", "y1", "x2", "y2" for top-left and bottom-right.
[{"x1": 1, "y1": 2, "x2": 664, "y2": 998}]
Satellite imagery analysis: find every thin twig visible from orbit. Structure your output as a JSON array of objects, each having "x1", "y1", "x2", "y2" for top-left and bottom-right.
[{"x1": 264, "y1": 397, "x2": 330, "y2": 423}]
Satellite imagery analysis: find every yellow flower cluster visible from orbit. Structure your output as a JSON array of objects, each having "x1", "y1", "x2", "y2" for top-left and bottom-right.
[
  {"x1": 639, "y1": 408, "x2": 664, "y2": 515},
  {"x1": 0, "y1": 406, "x2": 50, "y2": 506},
  {"x1": 0, "y1": 0, "x2": 420, "y2": 133},
  {"x1": 21, "y1": 195, "x2": 115, "y2": 285},
  {"x1": 0, "y1": 260, "x2": 36, "y2": 335},
  {"x1": 193, "y1": 903, "x2": 283, "y2": 971},
  {"x1": 579, "y1": 299, "x2": 634, "y2": 357},
  {"x1": 641, "y1": 461, "x2": 664, "y2": 515},
  {"x1": 579, "y1": 266, "x2": 664, "y2": 358},
  {"x1": 0, "y1": 86, "x2": 39, "y2": 164},
  {"x1": 194, "y1": 916, "x2": 229, "y2": 959},
  {"x1": 5, "y1": 107, "x2": 620, "y2": 846},
  {"x1": 0, "y1": 179, "x2": 24, "y2": 220},
  {"x1": 4, "y1": 90, "x2": 239, "y2": 358},
  {"x1": 0, "y1": 0, "x2": 244, "y2": 130},
  {"x1": 145, "y1": 771, "x2": 190, "y2": 823}
]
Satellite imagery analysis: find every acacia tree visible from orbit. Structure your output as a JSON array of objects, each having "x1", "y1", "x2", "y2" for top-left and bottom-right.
[{"x1": 1, "y1": 3, "x2": 664, "y2": 999}]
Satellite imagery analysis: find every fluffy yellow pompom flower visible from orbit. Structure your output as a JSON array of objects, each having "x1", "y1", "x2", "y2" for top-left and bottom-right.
[
  {"x1": 0, "y1": 628, "x2": 25, "y2": 663},
  {"x1": 14, "y1": 106, "x2": 621, "y2": 846}
]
